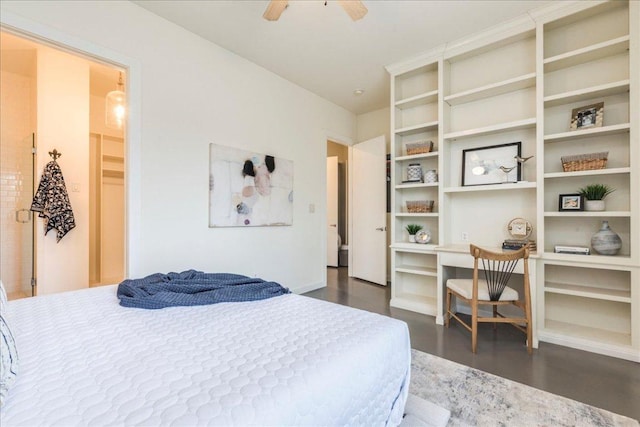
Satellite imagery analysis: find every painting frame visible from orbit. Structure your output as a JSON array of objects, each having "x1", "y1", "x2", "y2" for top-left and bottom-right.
[
  {"x1": 462, "y1": 142, "x2": 522, "y2": 186},
  {"x1": 209, "y1": 143, "x2": 294, "y2": 227},
  {"x1": 558, "y1": 193, "x2": 584, "y2": 212},
  {"x1": 570, "y1": 102, "x2": 604, "y2": 130}
]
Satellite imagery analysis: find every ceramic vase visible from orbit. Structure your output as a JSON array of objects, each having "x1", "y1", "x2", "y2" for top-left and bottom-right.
[
  {"x1": 591, "y1": 220, "x2": 622, "y2": 255},
  {"x1": 585, "y1": 200, "x2": 605, "y2": 211},
  {"x1": 407, "y1": 164, "x2": 422, "y2": 182},
  {"x1": 408, "y1": 235, "x2": 416, "y2": 243}
]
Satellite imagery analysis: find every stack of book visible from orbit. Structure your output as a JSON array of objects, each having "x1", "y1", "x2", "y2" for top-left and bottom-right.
[{"x1": 502, "y1": 239, "x2": 537, "y2": 251}]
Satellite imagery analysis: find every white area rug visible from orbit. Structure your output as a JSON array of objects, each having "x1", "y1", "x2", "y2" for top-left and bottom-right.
[{"x1": 410, "y1": 349, "x2": 639, "y2": 427}]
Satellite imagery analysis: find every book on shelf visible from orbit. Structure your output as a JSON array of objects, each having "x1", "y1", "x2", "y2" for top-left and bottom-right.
[
  {"x1": 502, "y1": 239, "x2": 536, "y2": 251},
  {"x1": 553, "y1": 245, "x2": 590, "y2": 255}
]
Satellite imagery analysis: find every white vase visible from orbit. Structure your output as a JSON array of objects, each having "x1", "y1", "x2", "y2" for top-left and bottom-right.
[
  {"x1": 409, "y1": 235, "x2": 416, "y2": 243},
  {"x1": 585, "y1": 200, "x2": 605, "y2": 211},
  {"x1": 591, "y1": 221, "x2": 622, "y2": 255}
]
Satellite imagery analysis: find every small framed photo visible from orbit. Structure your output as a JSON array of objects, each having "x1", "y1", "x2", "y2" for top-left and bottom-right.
[
  {"x1": 558, "y1": 194, "x2": 584, "y2": 211},
  {"x1": 570, "y1": 102, "x2": 603, "y2": 130}
]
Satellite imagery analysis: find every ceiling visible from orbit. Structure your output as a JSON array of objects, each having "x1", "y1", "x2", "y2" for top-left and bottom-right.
[{"x1": 136, "y1": 0, "x2": 552, "y2": 115}]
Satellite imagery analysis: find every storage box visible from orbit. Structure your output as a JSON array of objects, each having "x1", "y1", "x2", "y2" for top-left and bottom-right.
[
  {"x1": 405, "y1": 141, "x2": 433, "y2": 155},
  {"x1": 406, "y1": 200, "x2": 434, "y2": 213}
]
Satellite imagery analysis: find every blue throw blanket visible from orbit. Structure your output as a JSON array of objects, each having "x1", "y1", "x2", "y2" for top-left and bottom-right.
[{"x1": 117, "y1": 270, "x2": 290, "y2": 309}]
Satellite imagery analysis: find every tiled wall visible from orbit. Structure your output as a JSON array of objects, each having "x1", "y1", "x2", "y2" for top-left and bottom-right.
[{"x1": 0, "y1": 69, "x2": 35, "y2": 299}]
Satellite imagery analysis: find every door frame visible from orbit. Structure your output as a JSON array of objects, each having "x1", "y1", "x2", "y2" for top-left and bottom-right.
[
  {"x1": 1, "y1": 11, "x2": 142, "y2": 278},
  {"x1": 324, "y1": 133, "x2": 353, "y2": 279}
]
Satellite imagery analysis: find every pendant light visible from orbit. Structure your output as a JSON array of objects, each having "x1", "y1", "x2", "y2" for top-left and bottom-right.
[{"x1": 105, "y1": 72, "x2": 126, "y2": 129}]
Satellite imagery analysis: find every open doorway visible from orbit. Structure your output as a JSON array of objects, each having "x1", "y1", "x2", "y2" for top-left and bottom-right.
[
  {"x1": 0, "y1": 30, "x2": 127, "y2": 298},
  {"x1": 326, "y1": 140, "x2": 349, "y2": 269}
]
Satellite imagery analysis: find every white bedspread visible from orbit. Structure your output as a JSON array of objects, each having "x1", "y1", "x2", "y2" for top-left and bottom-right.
[{"x1": 2, "y1": 285, "x2": 410, "y2": 426}]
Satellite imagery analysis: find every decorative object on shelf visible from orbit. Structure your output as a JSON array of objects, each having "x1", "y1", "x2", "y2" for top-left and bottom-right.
[
  {"x1": 462, "y1": 142, "x2": 521, "y2": 186},
  {"x1": 514, "y1": 155, "x2": 534, "y2": 182},
  {"x1": 558, "y1": 193, "x2": 584, "y2": 211},
  {"x1": 578, "y1": 183, "x2": 615, "y2": 211},
  {"x1": 554, "y1": 245, "x2": 590, "y2": 255},
  {"x1": 507, "y1": 217, "x2": 532, "y2": 239},
  {"x1": 106, "y1": 72, "x2": 126, "y2": 130},
  {"x1": 498, "y1": 165, "x2": 517, "y2": 183},
  {"x1": 424, "y1": 169, "x2": 438, "y2": 183},
  {"x1": 561, "y1": 151, "x2": 608, "y2": 172},
  {"x1": 406, "y1": 200, "x2": 434, "y2": 213},
  {"x1": 405, "y1": 141, "x2": 433, "y2": 156},
  {"x1": 415, "y1": 229, "x2": 432, "y2": 244},
  {"x1": 591, "y1": 220, "x2": 622, "y2": 255},
  {"x1": 405, "y1": 224, "x2": 423, "y2": 243},
  {"x1": 406, "y1": 163, "x2": 422, "y2": 182},
  {"x1": 570, "y1": 102, "x2": 604, "y2": 130}
]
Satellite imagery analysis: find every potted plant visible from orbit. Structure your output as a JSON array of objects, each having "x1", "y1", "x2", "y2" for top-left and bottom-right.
[
  {"x1": 578, "y1": 183, "x2": 615, "y2": 211},
  {"x1": 405, "y1": 224, "x2": 423, "y2": 243}
]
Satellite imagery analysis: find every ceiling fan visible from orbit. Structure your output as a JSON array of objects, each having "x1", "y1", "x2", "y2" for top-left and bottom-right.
[{"x1": 263, "y1": 1, "x2": 368, "y2": 22}]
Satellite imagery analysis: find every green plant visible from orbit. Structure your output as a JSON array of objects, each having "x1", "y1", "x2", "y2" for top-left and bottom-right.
[
  {"x1": 405, "y1": 224, "x2": 423, "y2": 235},
  {"x1": 578, "y1": 183, "x2": 615, "y2": 200}
]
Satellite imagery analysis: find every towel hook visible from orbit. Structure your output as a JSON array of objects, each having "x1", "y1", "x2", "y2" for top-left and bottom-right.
[{"x1": 49, "y1": 149, "x2": 62, "y2": 161}]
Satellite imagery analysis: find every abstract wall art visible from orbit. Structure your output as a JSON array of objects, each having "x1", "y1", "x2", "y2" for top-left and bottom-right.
[{"x1": 209, "y1": 143, "x2": 293, "y2": 227}]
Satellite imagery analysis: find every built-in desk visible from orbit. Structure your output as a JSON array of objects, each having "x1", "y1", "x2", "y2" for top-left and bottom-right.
[{"x1": 434, "y1": 244, "x2": 539, "y2": 347}]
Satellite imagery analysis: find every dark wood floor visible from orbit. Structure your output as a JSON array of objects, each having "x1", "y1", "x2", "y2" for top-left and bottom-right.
[{"x1": 304, "y1": 267, "x2": 640, "y2": 421}]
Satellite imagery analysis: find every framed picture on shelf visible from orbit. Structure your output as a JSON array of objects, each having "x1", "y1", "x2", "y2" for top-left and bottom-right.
[
  {"x1": 570, "y1": 102, "x2": 604, "y2": 130},
  {"x1": 558, "y1": 194, "x2": 584, "y2": 211},
  {"x1": 462, "y1": 142, "x2": 521, "y2": 186}
]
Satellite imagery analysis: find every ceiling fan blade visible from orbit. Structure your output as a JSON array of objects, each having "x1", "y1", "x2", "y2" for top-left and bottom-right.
[
  {"x1": 338, "y1": 0, "x2": 368, "y2": 21},
  {"x1": 263, "y1": 1, "x2": 289, "y2": 21}
]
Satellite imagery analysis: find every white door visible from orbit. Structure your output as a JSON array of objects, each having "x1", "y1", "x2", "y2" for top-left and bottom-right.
[
  {"x1": 326, "y1": 156, "x2": 339, "y2": 267},
  {"x1": 351, "y1": 135, "x2": 386, "y2": 285}
]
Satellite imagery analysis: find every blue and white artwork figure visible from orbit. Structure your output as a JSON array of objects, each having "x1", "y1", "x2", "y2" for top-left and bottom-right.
[{"x1": 209, "y1": 143, "x2": 293, "y2": 227}]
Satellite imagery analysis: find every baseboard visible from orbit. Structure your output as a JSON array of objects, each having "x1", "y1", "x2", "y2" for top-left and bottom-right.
[{"x1": 292, "y1": 281, "x2": 325, "y2": 295}]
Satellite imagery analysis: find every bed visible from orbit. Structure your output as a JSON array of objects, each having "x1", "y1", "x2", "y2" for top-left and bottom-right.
[{"x1": 1, "y1": 284, "x2": 410, "y2": 426}]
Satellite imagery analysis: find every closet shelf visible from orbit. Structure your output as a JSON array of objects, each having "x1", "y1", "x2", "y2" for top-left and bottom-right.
[
  {"x1": 545, "y1": 282, "x2": 631, "y2": 303},
  {"x1": 443, "y1": 118, "x2": 536, "y2": 140},
  {"x1": 102, "y1": 155, "x2": 124, "y2": 163},
  {"x1": 395, "y1": 121, "x2": 439, "y2": 136},
  {"x1": 544, "y1": 123, "x2": 630, "y2": 143},
  {"x1": 543, "y1": 79, "x2": 630, "y2": 107},
  {"x1": 395, "y1": 90, "x2": 438, "y2": 109},
  {"x1": 544, "y1": 35, "x2": 630, "y2": 72},
  {"x1": 444, "y1": 181, "x2": 536, "y2": 193},
  {"x1": 543, "y1": 167, "x2": 631, "y2": 179},
  {"x1": 103, "y1": 170, "x2": 124, "y2": 179},
  {"x1": 444, "y1": 72, "x2": 535, "y2": 106},
  {"x1": 395, "y1": 152, "x2": 438, "y2": 162}
]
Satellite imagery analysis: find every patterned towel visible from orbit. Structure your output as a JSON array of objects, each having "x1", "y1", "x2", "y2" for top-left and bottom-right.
[
  {"x1": 117, "y1": 270, "x2": 290, "y2": 309},
  {"x1": 30, "y1": 161, "x2": 76, "y2": 242}
]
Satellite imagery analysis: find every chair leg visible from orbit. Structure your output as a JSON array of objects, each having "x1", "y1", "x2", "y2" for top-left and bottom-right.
[
  {"x1": 471, "y1": 303, "x2": 478, "y2": 353},
  {"x1": 526, "y1": 303, "x2": 533, "y2": 355},
  {"x1": 492, "y1": 305, "x2": 498, "y2": 330},
  {"x1": 445, "y1": 289, "x2": 452, "y2": 327}
]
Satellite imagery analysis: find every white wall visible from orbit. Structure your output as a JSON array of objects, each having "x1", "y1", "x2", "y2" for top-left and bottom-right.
[
  {"x1": 356, "y1": 107, "x2": 390, "y2": 149},
  {"x1": 35, "y1": 47, "x2": 90, "y2": 294},
  {"x1": 1, "y1": 1, "x2": 356, "y2": 293}
]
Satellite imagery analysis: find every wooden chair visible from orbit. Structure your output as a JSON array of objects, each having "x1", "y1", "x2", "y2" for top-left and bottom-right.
[{"x1": 445, "y1": 244, "x2": 532, "y2": 354}]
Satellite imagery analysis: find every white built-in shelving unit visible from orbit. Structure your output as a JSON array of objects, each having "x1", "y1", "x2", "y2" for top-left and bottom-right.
[{"x1": 386, "y1": 0, "x2": 639, "y2": 362}]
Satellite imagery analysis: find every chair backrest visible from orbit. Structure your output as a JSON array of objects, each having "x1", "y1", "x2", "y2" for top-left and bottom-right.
[{"x1": 469, "y1": 244, "x2": 530, "y2": 301}]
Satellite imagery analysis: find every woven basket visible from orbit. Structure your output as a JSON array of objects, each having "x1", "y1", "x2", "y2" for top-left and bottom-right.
[
  {"x1": 406, "y1": 200, "x2": 434, "y2": 213},
  {"x1": 406, "y1": 141, "x2": 433, "y2": 155},
  {"x1": 561, "y1": 152, "x2": 608, "y2": 172}
]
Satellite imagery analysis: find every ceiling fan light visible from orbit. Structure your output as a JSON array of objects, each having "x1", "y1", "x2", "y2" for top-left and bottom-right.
[
  {"x1": 338, "y1": 0, "x2": 368, "y2": 21},
  {"x1": 263, "y1": 0, "x2": 289, "y2": 21}
]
